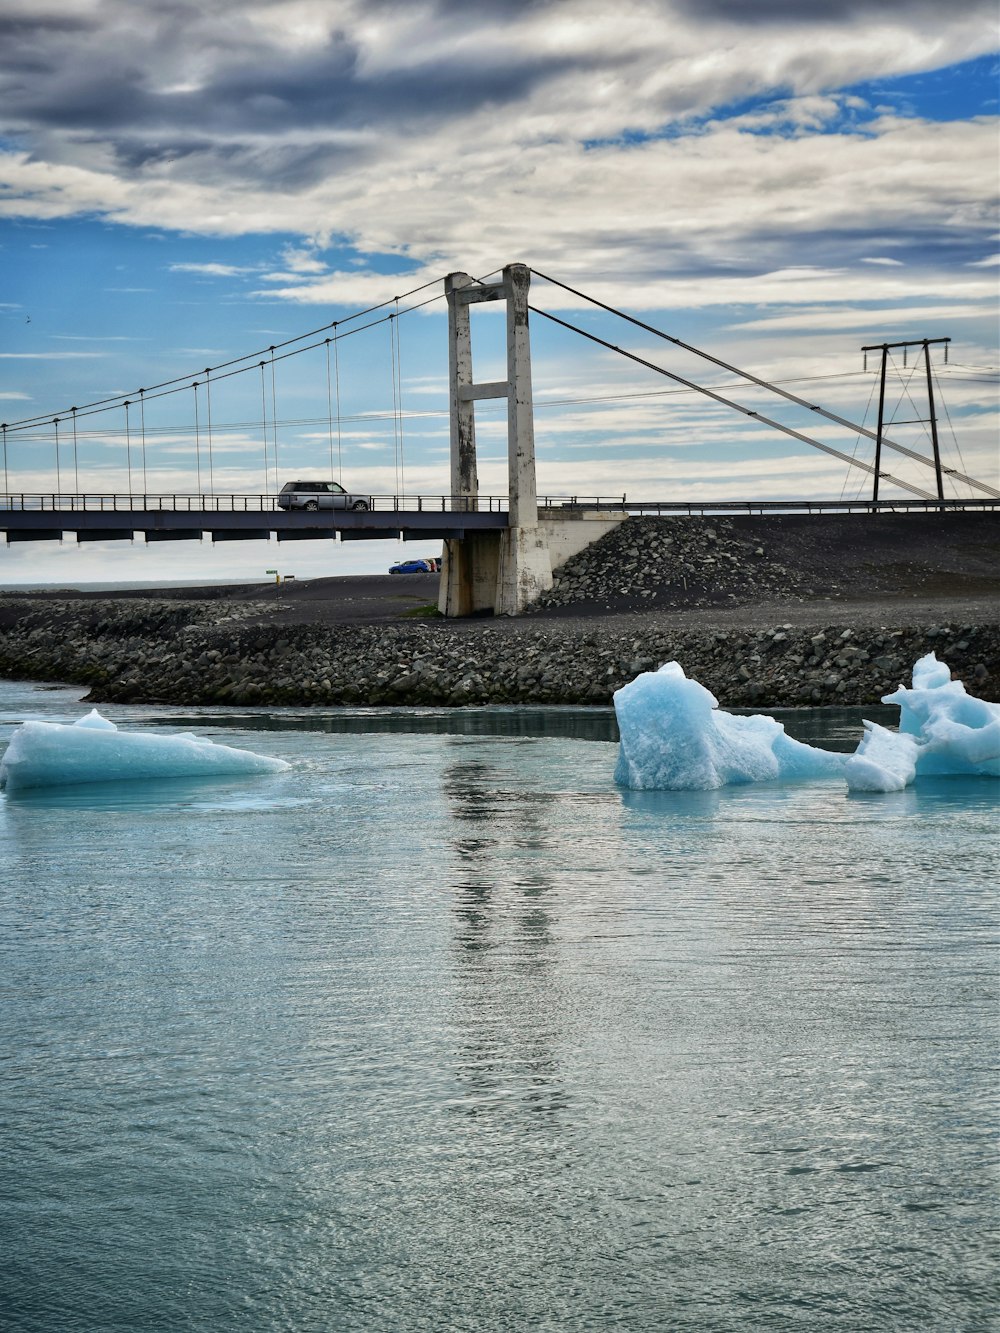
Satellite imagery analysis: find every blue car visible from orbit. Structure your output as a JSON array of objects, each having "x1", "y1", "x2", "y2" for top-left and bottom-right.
[{"x1": 389, "y1": 558, "x2": 439, "y2": 574}]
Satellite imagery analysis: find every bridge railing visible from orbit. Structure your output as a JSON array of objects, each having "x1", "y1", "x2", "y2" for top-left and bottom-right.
[
  {"x1": 1, "y1": 493, "x2": 994, "y2": 516},
  {"x1": 0, "y1": 492, "x2": 632, "y2": 513},
  {"x1": 0, "y1": 493, "x2": 512, "y2": 513},
  {"x1": 620, "y1": 498, "x2": 999, "y2": 515}
]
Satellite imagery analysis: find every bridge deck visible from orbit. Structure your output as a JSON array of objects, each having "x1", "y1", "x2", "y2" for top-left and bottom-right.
[
  {"x1": 0, "y1": 494, "x2": 994, "y2": 542},
  {"x1": 0, "y1": 494, "x2": 512, "y2": 542}
]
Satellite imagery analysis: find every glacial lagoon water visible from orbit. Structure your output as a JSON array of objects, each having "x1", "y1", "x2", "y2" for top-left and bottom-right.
[{"x1": 1, "y1": 679, "x2": 997, "y2": 1331}]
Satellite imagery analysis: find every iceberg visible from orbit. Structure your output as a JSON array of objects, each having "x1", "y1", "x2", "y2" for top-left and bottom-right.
[
  {"x1": 843, "y1": 653, "x2": 1000, "y2": 791},
  {"x1": 0, "y1": 709, "x2": 290, "y2": 792},
  {"x1": 842, "y1": 722, "x2": 920, "y2": 793},
  {"x1": 613, "y1": 661, "x2": 846, "y2": 790},
  {"x1": 614, "y1": 653, "x2": 1000, "y2": 794}
]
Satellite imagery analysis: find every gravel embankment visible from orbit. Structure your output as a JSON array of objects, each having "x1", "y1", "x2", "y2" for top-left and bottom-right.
[{"x1": 1, "y1": 513, "x2": 996, "y2": 708}]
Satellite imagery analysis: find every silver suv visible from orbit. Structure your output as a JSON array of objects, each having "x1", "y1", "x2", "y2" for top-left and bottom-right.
[{"x1": 277, "y1": 481, "x2": 370, "y2": 511}]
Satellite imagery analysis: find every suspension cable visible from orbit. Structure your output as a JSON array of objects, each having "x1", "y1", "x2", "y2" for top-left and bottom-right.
[
  {"x1": 54, "y1": 418, "x2": 62, "y2": 495},
  {"x1": 2, "y1": 422, "x2": 8, "y2": 493},
  {"x1": 71, "y1": 407, "x2": 79, "y2": 493},
  {"x1": 529, "y1": 304, "x2": 936, "y2": 499},
  {"x1": 530, "y1": 268, "x2": 999, "y2": 498},
  {"x1": 4, "y1": 290, "x2": 444, "y2": 440},
  {"x1": 4, "y1": 278, "x2": 448, "y2": 432}
]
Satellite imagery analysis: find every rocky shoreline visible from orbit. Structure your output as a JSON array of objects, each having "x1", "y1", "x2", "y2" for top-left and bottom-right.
[
  {"x1": 1, "y1": 514, "x2": 997, "y2": 708},
  {"x1": 0, "y1": 597, "x2": 996, "y2": 710}
]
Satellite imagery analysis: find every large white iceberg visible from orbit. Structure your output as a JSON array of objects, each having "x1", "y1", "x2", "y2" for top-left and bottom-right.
[
  {"x1": 0, "y1": 708, "x2": 290, "y2": 792},
  {"x1": 614, "y1": 654, "x2": 1000, "y2": 794}
]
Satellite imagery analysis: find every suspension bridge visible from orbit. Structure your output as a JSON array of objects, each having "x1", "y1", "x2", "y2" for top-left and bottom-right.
[{"x1": 2, "y1": 263, "x2": 996, "y2": 614}]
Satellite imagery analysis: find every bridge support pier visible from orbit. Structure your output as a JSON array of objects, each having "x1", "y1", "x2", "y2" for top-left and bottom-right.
[{"x1": 439, "y1": 263, "x2": 553, "y2": 616}]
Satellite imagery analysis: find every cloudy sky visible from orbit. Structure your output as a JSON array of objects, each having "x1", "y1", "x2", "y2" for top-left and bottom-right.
[{"x1": 1, "y1": 0, "x2": 997, "y2": 584}]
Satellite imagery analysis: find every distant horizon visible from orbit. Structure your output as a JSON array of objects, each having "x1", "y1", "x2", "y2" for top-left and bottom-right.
[
  {"x1": 0, "y1": 571, "x2": 418, "y2": 590},
  {"x1": 0, "y1": 577, "x2": 277, "y2": 592}
]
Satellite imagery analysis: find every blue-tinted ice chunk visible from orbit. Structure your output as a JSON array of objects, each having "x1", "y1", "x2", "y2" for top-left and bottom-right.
[
  {"x1": 0, "y1": 710, "x2": 290, "y2": 792},
  {"x1": 615, "y1": 652, "x2": 999, "y2": 794},
  {"x1": 844, "y1": 651, "x2": 1000, "y2": 792},
  {"x1": 843, "y1": 721, "x2": 920, "y2": 793},
  {"x1": 884, "y1": 652, "x2": 1000, "y2": 778},
  {"x1": 613, "y1": 661, "x2": 846, "y2": 790}
]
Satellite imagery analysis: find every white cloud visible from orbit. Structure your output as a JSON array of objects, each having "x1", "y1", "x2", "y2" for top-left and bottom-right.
[
  {"x1": 1, "y1": 0, "x2": 995, "y2": 552},
  {"x1": 277, "y1": 246, "x2": 328, "y2": 275},
  {"x1": 727, "y1": 303, "x2": 997, "y2": 332},
  {"x1": 0, "y1": 5, "x2": 996, "y2": 303},
  {"x1": 167, "y1": 262, "x2": 258, "y2": 277},
  {"x1": 0, "y1": 351, "x2": 106, "y2": 359}
]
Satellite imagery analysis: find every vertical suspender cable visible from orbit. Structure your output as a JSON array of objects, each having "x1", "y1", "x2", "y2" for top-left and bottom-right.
[
  {"x1": 71, "y1": 407, "x2": 80, "y2": 494},
  {"x1": 205, "y1": 369, "x2": 215, "y2": 494},
  {"x1": 839, "y1": 371, "x2": 878, "y2": 503},
  {"x1": 394, "y1": 298, "x2": 405, "y2": 498},
  {"x1": 936, "y1": 365, "x2": 971, "y2": 490},
  {"x1": 389, "y1": 313, "x2": 400, "y2": 497},
  {"x1": 54, "y1": 418, "x2": 62, "y2": 497},
  {"x1": 138, "y1": 392, "x2": 147, "y2": 494},
  {"x1": 124, "y1": 401, "x2": 132, "y2": 494},
  {"x1": 325, "y1": 338, "x2": 335, "y2": 480},
  {"x1": 193, "y1": 382, "x2": 202, "y2": 495},
  {"x1": 334, "y1": 329, "x2": 343, "y2": 484},
  {"x1": 2, "y1": 423, "x2": 7, "y2": 495},
  {"x1": 388, "y1": 318, "x2": 396, "y2": 495},
  {"x1": 269, "y1": 348, "x2": 279, "y2": 493},
  {"x1": 259, "y1": 362, "x2": 269, "y2": 494}
]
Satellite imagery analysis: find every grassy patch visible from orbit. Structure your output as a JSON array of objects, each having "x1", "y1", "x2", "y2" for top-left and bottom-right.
[{"x1": 399, "y1": 603, "x2": 443, "y2": 619}]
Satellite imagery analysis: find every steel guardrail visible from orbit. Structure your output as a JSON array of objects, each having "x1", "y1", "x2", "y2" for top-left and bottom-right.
[{"x1": 0, "y1": 493, "x2": 996, "y2": 516}]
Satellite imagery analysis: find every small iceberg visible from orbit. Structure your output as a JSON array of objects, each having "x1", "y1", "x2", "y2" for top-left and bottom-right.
[
  {"x1": 844, "y1": 653, "x2": 1000, "y2": 791},
  {"x1": 614, "y1": 654, "x2": 1000, "y2": 794},
  {"x1": 0, "y1": 708, "x2": 290, "y2": 792}
]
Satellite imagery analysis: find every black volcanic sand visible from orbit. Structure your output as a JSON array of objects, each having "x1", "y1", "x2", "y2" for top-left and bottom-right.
[{"x1": 9, "y1": 512, "x2": 997, "y2": 626}]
